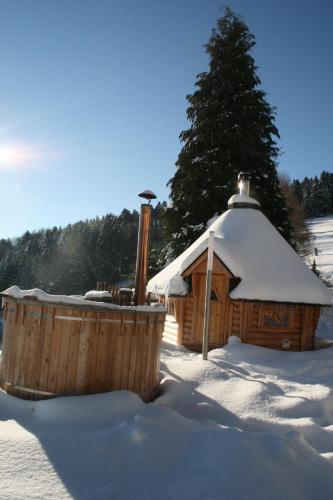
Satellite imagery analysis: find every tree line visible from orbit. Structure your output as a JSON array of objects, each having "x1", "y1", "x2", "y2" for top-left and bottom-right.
[
  {"x1": 0, "y1": 203, "x2": 166, "y2": 295},
  {"x1": 291, "y1": 171, "x2": 333, "y2": 218}
]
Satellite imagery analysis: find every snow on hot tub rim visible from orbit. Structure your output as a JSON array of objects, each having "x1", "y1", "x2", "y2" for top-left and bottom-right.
[{"x1": 1, "y1": 286, "x2": 166, "y2": 314}]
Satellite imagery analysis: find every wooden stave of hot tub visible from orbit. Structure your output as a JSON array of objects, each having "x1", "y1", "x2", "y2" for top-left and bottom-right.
[{"x1": 0, "y1": 296, "x2": 166, "y2": 402}]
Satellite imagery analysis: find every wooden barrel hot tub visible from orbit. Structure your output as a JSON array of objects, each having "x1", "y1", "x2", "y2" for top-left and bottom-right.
[{"x1": 0, "y1": 291, "x2": 166, "y2": 402}]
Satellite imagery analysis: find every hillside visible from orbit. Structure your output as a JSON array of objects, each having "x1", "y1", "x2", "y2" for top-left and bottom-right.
[{"x1": 306, "y1": 215, "x2": 333, "y2": 288}]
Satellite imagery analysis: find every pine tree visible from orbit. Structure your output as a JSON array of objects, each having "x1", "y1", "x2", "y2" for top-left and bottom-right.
[
  {"x1": 291, "y1": 171, "x2": 333, "y2": 219},
  {"x1": 291, "y1": 179, "x2": 303, "y2": 206},
  {"x1": 166, "y1": 7, "x2": 291, "y2": 257},
  {"x1": 320, "y1": 171, "x2": 333, "y2": 214},
  {"x1": 149, "y1": 202, "x2": 168, "y2": 277},
  {"x1": 279, "y1": 174, "x2": 310, "y2": 256},
  {"x1": 305, "y1": 176, "x2": 327, "y2": 217}
]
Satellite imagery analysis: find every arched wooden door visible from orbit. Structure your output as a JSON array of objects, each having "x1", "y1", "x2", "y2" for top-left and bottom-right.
[{"x1": 193, "y1": 273, "x2": 229, "y2": 348}]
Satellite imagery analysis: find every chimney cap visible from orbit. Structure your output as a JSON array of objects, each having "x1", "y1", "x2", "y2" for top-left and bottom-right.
[
  {"x1": 238, "y1": 171, "x2": 252, "y2": 181},
  {"x1": 229, "y1": 171, "x2": 260, "y2": 209},
  {"x1": 138, "y1": 189, "x2": 157, "y2": 201}
]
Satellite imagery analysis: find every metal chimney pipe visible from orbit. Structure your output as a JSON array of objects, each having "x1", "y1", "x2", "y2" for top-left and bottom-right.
[
  {"x1": 134, "y1": 204, "x2": 152, "y2": 305},
  {"x1": 238, "y1": 172, "x2": 251, "y2": 197},
  {"x1": 134, "y1": 189, "x2": 157, "y2": 306}
]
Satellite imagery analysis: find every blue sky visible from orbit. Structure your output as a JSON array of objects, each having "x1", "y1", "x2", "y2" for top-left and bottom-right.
[{"x1": 0, "y1": 0, "x2": 332, "y2": 238}]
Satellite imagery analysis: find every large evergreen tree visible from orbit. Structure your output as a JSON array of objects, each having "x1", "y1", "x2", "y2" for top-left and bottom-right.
[{"x1": 166, "y1": 8, "x2": 291, "y2": 257}]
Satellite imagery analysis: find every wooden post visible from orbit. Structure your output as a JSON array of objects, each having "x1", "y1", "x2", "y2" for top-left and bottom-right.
[
  {"x1": 202, "y1": 231, "x2": 214, "y2": 360},
  {"x1": 134, "y1": 204, "x2": 152, "y2": 306}
]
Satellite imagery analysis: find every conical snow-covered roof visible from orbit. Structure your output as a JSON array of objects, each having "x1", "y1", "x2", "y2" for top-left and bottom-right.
[{"x1": 147, "y1": 195, "x2": 331, "y2": 306}]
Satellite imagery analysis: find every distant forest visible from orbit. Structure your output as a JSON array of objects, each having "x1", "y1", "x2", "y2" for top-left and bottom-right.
[
  {"x1": 0, "y1": 170, "x2": 332, "y2": 296},
  {"x1": 0, "y1": 203, "x2": 166, "y2": 295},
  {"x1": 291, "y1": 171, "x2": 333, "y2": 218}
]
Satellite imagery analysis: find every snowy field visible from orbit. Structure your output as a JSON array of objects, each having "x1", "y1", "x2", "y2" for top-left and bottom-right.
[
  {"x1": 0, "y1": 311, "x2": 333, "y2": 500},
  {"x1": 306, "y1": 215, "x2": 333, "y2": 287},
  {"x1": 0, "y1": 216, "x2": 332, "y2": 499}
]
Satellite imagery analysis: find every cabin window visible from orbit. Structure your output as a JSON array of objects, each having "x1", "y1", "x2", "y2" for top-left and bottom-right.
[
  {"x1": 262, "y1": 310, "x2": 290, "y2": 329},
  {"x1": 210, "y1": 290, "x2": 218, "y2": 301},
  {"x1": 229, "y1": 277, "x2": 241, "y2": 293}
]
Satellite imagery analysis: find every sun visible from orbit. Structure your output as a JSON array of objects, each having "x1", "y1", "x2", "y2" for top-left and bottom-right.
[
  {"x1": 0, "y1": 143, "x2": 42, "y2": 168},
  {"x1": 0, "y1": 145, "x2": 23, "y2": 165}
]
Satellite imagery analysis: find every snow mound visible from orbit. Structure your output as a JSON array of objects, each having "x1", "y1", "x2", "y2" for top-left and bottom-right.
[
  {"x1": 227, "y1": 335, "x2": 241, "y2": 345},
  {"x1": 1, "y1": 378, "x2": 333, "y2": 499},
  {"x1": 84, "y1": 290, "x2": 112, "y2": 300}
]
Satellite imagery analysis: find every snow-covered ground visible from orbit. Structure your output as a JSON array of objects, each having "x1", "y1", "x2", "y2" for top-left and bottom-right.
[
  {"x1": 0, "y1": 309, "x2": 332, "y2": 500},
  {"x1": 306, "y1": 215, "x2": 333, "y2": 287},
  {"x1": 0, "y1": 216, "x2": 332, "y2": 499}
]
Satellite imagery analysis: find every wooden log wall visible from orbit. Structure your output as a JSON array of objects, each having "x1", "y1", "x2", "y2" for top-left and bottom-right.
[
  {"x1": 159, "y1": 249, "x2": 323, "y2": 352},
  {"x1": 177, "y1": 253, "x2": 233, "y2": 351},
  {"x1": 183, "y1": 297, "x2": 194, "y2": 346},
  {"x1": 236, "y1": 302, "x2": 321, "y2": 351},
  {"x1": 0, "y1": 298, "x2": 165, "y2": 401},
  {"x1": 165, "y1": 296, "x2": 321, "y2": 352}
]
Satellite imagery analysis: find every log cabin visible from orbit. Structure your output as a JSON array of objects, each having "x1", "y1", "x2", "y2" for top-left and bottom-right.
[{"x1": 147, "y1": 174, "x2": 331, "y2": 351}]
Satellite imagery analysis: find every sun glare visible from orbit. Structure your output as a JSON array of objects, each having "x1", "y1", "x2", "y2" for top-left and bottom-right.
[
  {"x1": 0, "y1": 143, "x2": 43, "y2": 169},
  {"x1": 0, "y1": 145, "x2": 22, "y2": 164}
]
